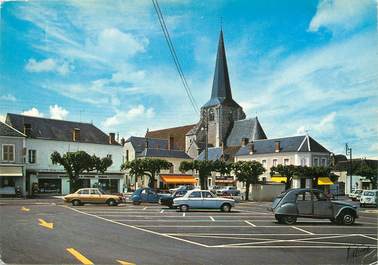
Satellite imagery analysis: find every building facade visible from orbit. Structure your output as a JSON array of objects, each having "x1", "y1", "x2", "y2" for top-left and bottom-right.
[
  {"x1": 5, "y1": 114, "x2": 124, "y2": 195},
  {"x1": 0, "y1": 122, "x2": 26, "y2": 196}
]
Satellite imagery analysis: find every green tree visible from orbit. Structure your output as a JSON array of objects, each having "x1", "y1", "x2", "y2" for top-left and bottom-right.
[
  {"x1": 179, "y1": 160, "x2": 214, "y2": 189},
  {"x1": 213, "y1": 160, "x2": 232, "y2": 176},
  {"x1": 232, "y1": 161, "x2": 265, "y2": 201},
  {"x1": 270, "y1": 165, "x2": 296, "y2": 190},
  {"x1": 51, "y1": 151, "x2": 112, "y2": 192},
  {"x1": 121, "y1": 158, "x2": 173, "y2": 188},
  {"x1": 354, "y1": 162, "x2": 377, "y2": 189}
]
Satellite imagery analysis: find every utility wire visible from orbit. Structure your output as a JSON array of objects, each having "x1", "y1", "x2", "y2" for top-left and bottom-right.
[{"x1": 151, "y1": 0, "x2": 199, "y2": 113}]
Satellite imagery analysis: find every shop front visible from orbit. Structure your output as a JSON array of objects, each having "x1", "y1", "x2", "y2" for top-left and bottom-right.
[
  {"x1": 159, "y1": 174, "x2": 197, "y2": 189},
  {"x1": 214, "y1": 176, "x2": 236, "y2": 187},
  {"x1": 0, "y1": 165, "x2": 25, "y2": 196}
]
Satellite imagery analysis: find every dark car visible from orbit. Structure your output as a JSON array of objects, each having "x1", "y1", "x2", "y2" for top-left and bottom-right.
[
  {"x1": 131, "y1": 188, "x2": 169, "y2": 205},
  {"x1": 159, "y1": 189, "x2": 188, "y2": 208},
  {"x1": 271, "y1": 188, "x2": 358, "y2": 225}
]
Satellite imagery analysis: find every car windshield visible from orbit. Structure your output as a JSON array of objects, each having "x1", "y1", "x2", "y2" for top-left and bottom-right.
[{"x1": 363, "y1": 191, "x2": 375, "y2": 196}]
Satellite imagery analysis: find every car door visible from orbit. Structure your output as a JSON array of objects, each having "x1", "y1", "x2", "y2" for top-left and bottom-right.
[
  {"x1": 90, "y1": 189, "x2": 102, "y2": 203},
  {"x1": 296, "y1": 191, "x2": 313, "y2": 216},
  {"x1": 140, "y1": 189, "x2": 148, "y2": 202},
  {"x1": 201, "y1": 191, "x2": 217, "y2": 208},
  {"x1": 187, "y1": 191, "x2": 203, "y2": 208},
  {"x1": 78, "y1": 189, "x2": 91, "y2": 203},
  {"x1": 148, "y1": 190, "x2": 159, "y2": 202},
  {"x1": 313, "y1": 191, "x2": 333, "y2": 218}
]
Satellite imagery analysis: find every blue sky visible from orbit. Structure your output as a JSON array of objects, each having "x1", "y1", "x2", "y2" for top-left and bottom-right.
[{"x1": 0, "y1": 0, "x2": 377, "y2": 158}]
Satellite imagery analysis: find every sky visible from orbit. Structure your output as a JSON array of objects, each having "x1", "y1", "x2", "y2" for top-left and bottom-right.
[{"x1": 0, "y1": 0, "x2": 377, "y2": 158}]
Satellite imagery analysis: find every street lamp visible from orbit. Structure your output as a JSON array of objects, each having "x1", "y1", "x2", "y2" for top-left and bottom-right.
[{"x1": 345, "y1": 143, "x2": 353, "y2": 194}]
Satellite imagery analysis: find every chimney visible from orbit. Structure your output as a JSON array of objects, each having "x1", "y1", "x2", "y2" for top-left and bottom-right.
[
  {"x1": 248, "y1": 142, "x2": 254, "y2": 155},
  {"x1": 275, "y1": 141, "x2": 281, "y2": 153},
  {"x1": 109, "y1": 133, "x2": 115, "y2": 144},
  {"x1": 241, "y1": 137, "x2": 249, "y2": 146},
  {"x1": 120, "y1": 137, "x2": 126, "y2": 146},
  {"x1": 168, "y1": 136, "x2": 174, "y2": 150},
  {"x1": 23, "y1": 123, "x2": 31, "y2": 137},
  {"x1": 72, "y1": 128, "x2": 80, "y2": 142}
]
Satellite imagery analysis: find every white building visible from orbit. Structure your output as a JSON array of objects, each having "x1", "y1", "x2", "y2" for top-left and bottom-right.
[{"x1": 5, "y1": 113, "x2": 124, "y2": 195}]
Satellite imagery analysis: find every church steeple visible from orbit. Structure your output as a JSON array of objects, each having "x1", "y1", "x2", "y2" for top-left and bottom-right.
[{"x1": 203, "y1": 30, "x2": 240, "y2": 108}]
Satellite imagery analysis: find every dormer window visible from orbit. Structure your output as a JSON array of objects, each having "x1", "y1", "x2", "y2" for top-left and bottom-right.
[{"x1": 208, "y1": 109, "x2": 215, "y2": 121}]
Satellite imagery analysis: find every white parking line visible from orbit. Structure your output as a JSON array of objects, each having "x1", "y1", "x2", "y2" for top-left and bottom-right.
[
  {"x1": 209, "y1": 216, "x2": 215, "y2": 221},
  {"x1": 183, "y1": 213, "x2": 186, "y2": 217},
  {"x1": 143, "y1": 207, "x2": 147, "y2": 210},
  {"x1": 244, "y1": 221, "x2": 256, "y2": 227},
  {"x1": 160, "y1": 210, "x2": 164, "y2": 214},
  {"x1": 291, "y1": 226, "x2": 314, "y2": 235}
]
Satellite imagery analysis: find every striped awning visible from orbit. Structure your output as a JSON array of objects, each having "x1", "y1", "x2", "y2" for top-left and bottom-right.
[
  {"x1": 0, "y1": 166, "x2": 23, "y2": 176},
  {"x1": 160, "y1": 175, "x2": 197, "y2": 184},
  {"x1": 271, "y1": 176, "x2": 287, "y2": 183},
  {"x1": 318, "y1": 177, "x2": 334, "y2": 185}
]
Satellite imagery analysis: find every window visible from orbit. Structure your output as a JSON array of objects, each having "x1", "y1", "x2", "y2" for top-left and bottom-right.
[
  {"x1": 107, "y1": 154, "x2": 112, "y2": 160},
  {"x1": 91, "y1": 189, "x2": 100, "y2": 195},
  {"x1": 301, "y1": 158, "x2": 307, "y2": 166},
  {"x1": 169, "y1": 165, "x2": 174, "y2": 173},
  {"x1": 296, "y1": 191, "x2": 312, "y2": 201},
  {"x1": 189, "y1": 191, "x2": 202, "y2": 198},
  {"x1": 313, "y1": 158, "x2": 319, "y2": 166},
  {"x1": 321, "y1": 158, "x2": 327, "y2": 167},
  {"x1": 125, "y1": 150, "x2": 129, "y2": 162},
  {"x1": 284, "y1": 158, "x2": 289, "y2": 165},
  {"x1": 313, "y1": 191, "x2": 327, "y2": 201},
  {"x1": 273, "y1": 159, "x2": 277, "y2": 167},
  {"x1": 78, "y1": 189, "x2": 89, "y2": 195},
  {"x1": 2, "y1": 145, "x2": 14, "y2": 162},
  {"x1": 208, "y1": 109, "x2": 215, "y2": 121},
  {"x1": 28, "y1": 149, "x2": 36, "y2": 164},
  {"x1": 262, "y1": 160, "x2": 267, "y2": 169},
  {"x1": 202, "y1": 191, "x2": 214, "y2": 198}
]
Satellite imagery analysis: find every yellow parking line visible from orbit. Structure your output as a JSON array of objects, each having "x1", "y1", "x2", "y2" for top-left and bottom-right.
[
  {"x1": 66, "y1": 248, "x2": 93, "y2": 265},
  {"x1": 117, "y1": 259, "x2": 136, "y2": 265}
]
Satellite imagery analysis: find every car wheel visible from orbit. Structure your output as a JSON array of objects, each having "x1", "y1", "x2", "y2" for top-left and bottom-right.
[
  {"x1": 275, "y1": 215, "x2": 283, "y2": 223},
  {"x1": 338, "y1": 211, "x2": 355, "y2": 225},
  {"x1": 180, "y1": 205, "x2": 189, "y2": 212},
  {"x1": 360, "y1": 203, "x2": 364, "y2": 208},
  {"x1": 221, "y1": 203, "x2": 232, "y2": 212},
  {"x1": 281, "y1": 215, "x2": 297, "y2": 225},
  {"x1": 107, "y1": 199, "x2": 117, "y2": 206},
  {"x1": 72, "y1": 200, "x2": 81, "y2": 206}
]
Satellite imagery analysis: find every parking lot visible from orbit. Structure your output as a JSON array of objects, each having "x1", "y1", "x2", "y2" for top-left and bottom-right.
[{"x1": 66, "y1": 201, "x2": 378, "y2": 251}]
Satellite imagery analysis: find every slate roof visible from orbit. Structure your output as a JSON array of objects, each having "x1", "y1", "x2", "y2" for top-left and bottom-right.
[
  {"x1": 235, "y1": 135, "x2": 330, "y2": 156},
  {"x1": 0, "y1": 121, "x2": 25, "y2": 137},
  {"x1": 226, "y1": 117, "x2": 267, "y2": 147},
  {"x1": 203, "y1": 30, "x2": 241, "y2": 109},
  {"x1": 196, "y1": 146, "x2": 241, "y2": 162},
  {"x1": 145, "y1": 124, "x2": 195, "y2": 151},
  {"x1": 137, "y1": 148, "x2": 191, "y2": 159},
  {"x1": 126, "y1": 136, "x2": 168, "y2": 154},
  {"x1": 5, "y1": 113, "x2": 119, "y2": 145}
]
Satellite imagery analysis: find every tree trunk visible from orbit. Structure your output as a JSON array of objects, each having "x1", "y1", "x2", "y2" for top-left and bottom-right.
[
  {"x1": 70, "y1": 175, "x2": 80, "y2": 193},
  {"x1": 245, "y1": 181, "x2": 250, "y2": 201},
  {"x1": 285, "y1": 177, "x2": 291, "y2": 190},
  {"x1": 148, "y1": 174, "x2": 155, "y2": 188}
]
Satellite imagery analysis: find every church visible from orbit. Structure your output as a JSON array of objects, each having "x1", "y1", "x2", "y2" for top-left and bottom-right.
[{"x1": 147, "y1": 30, "x2": 267, "y2": 160}]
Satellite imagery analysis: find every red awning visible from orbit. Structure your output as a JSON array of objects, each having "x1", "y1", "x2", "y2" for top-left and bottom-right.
[{"x1": 160, "y1": 175, "x2": 197, "y2": 184}]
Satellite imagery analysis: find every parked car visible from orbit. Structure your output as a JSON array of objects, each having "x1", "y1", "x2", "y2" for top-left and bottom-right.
[
  {"x1": 349, "y1": 189, "x2": 363, "y2": 201},
  {"x1": 216, "y1": 186, "x2": 240, "y2": 196},
  {"x1": 159, "y1": 189, "x2": 188, "y2": 208},
  {"x1": 360, "y1": 190, "x2": 378, "y2": 208},
  {"x1": 209, "y1": 185, "x2": 222, "y2": 194},
  {"x1": 63, "y1": 188, "x2": 123, "y2": 206},
  {"x1": 131, "y1": 188, "x2": 170, "y2": 205},
  {"x1": 271, "y1": 188, "x2": 358, "y2": 225},
  {"x1": 173, "y1": 190, "x2": 235, "y2": 212},
  {"x1": 169, "y1": 185, "x2": 194, "y2": 193}
]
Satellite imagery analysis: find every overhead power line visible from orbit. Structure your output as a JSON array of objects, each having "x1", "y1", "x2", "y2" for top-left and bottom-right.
[{"x1": 151, "y1": 0, "x2": 199, "y2": 113}]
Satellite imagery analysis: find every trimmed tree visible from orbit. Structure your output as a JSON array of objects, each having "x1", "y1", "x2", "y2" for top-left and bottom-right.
[
  {"x1": 232, "y1": 161, "x2": 265, "y2": 201},
  {"x1": 213, "y1": 160, "x2": 232, "y2": 176},
  {"x1": 121, "y1": 158, "x2": 172, "y2": 188},
  {"x1": 270, "y1": 165, "x2": 296, "y2": 190},
  {"x1": 354, "y1": 162, "x2": 377, "y2": 189},
  {"x1": 51, "y1": 151, "x2": 112, "y2": 193},
  {"x1": 179, "y1": 160, "x2": 214, "y2": 190}
]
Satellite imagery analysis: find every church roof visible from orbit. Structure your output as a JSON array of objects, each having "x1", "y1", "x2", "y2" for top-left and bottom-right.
[
  {"x1": 203, "y1": 30, "x2": 241, "y2": 109},
  {"x1": 226, "y1": 117, "x2": 267, "y2": 146}
]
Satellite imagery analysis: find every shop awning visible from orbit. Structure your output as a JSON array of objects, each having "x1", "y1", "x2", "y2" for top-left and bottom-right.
[
  {"x1": 160, "y1": 175, "x2": 197, "y2": 184},
  {"x1": 318, "y1": 177, "x2": 333, "y2": 185},
  {"x1": 215, "y1": 179, "x2": 235, "y2": 184},
  {"x1": 0, "y1": 166, "x2": 23, "y2": 176},
  {"x1": 271, "y1": 176, "x2": 287, "y2": 183}
]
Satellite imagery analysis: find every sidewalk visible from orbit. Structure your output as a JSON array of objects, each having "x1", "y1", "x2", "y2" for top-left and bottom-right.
[{"x1": 0, "y1": 196, "x2": 64, "y2": 206}]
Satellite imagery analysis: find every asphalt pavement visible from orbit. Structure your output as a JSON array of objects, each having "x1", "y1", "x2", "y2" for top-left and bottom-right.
[{"x1": 0, "y1": 200, "x2": 377, "y2": 265}]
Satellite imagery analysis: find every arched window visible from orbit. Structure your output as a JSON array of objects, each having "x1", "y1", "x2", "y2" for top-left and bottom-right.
[{"x1": 208, "y1": 109, "x2": 215, "y2": 121}]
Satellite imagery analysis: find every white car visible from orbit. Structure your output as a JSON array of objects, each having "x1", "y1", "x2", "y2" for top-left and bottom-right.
[
  {"x1": 349, "y1": 189, "x2": 363, "y2": 201},
  {"x1": 173, "y1": 189, "x2": 235, "y2": 212},
  {"x1": 360, "y1": 190, "x2": 378, "y2": 208}
]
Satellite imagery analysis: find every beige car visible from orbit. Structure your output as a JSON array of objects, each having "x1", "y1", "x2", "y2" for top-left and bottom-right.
[{"x1": 64, "y1": 188, "x2": 122, "y2": 206}]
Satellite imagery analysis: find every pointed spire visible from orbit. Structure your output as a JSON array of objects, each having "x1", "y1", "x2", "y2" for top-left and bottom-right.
[{"x1": 203, "y1": 30, "x2": 237, "y2": 108}]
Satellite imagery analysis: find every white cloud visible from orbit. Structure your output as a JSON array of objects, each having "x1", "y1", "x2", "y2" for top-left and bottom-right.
[
  {"x1": 308, "y1": 0, "x2": 372, "y2": 32},
  {"x1": 102, "y1": 105, "x2": 155, "y2": 128},
  {"x1": 314, "y1": 112, "x2": 337, "y2": 133},
  {"x1": 0, "y1": 94, "x2": 16, "y2": 101},
  {"x1": 25, "y1": 58, "x2": 71, "y2": 75},
  {"x1": 21, "y1": 107, "x2": 44, "y2": 117},
  {"x1": 49, "y1": 104, "x2": 69, "y2": 120}
]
